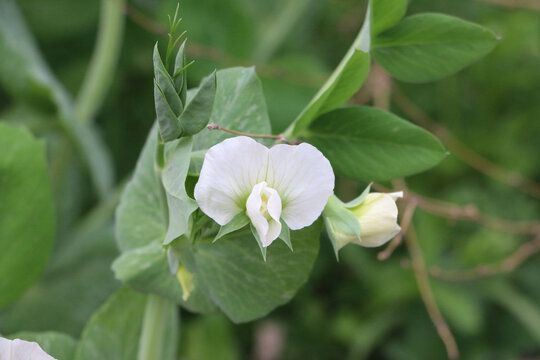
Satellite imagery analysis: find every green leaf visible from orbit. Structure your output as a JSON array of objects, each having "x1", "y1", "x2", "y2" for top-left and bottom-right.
[
  {"x1": 173, "y1": 40, "x2": 188, "y2": 104},
  {"x1": 116, "y1": 125, "x2": 164, "y2": 252},
  {"x1": 0, "y1": 124, "x2": 55, "y2": 309},
  {"x1": 74, "y1": 288, "x2": 147, "y2": 360},
  {"x1": 371, "y1": 0, "x2": 408, "y2": 36},
  {"x1": 10, "y1": 332, "x2": 77, "y2": 360},
  {"x1": 193, "y1": 220, "x2": 322, "y2": 323},
  {"x1": 303, "y1": 106, "x2": 447, "y2": 181},
  {"x1": 114, "y1": 124, "x2": 216, "y2": 314},
  {"x1": 372, "y1": 13, "x2": 498, "y2": 83},
  {"x1": 0, "y1": 0, "x2": 70, "y2": 112},
  {"x1": 178, "y1": 71, "x2": 217, "y2": 136},
  {"x1": 190, "y1": 67, "x2": 272, "y2": 173},
  {"x1": 112, "y1": 242, "x2": 216, "y2": 314},
  {"x1": 162, "y1": 137, "x2": 198, "y2": 245},
  {"x1": 284, "y1": 7, "x2": 371, "y2": 138},
  {"x1": 0, "y1": 222, "x2": 119, "y2": 336},
  {"x1": 154, "y1": 43, "x2": 184, "y2": 141},
  {"x1": 214, "y1": 212, "x2": 250, "y2": 243}
]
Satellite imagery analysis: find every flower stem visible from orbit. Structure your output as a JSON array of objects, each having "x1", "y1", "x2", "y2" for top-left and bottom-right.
[
  {"x1": 74, "y1": 0, "x2": 125, "y2": 125},
  {"x1": 137, "y1": 295, "x2": 174, "y2": 360}
]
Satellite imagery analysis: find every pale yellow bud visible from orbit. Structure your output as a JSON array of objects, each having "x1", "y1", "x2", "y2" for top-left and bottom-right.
[{"x1": 350, "y1": 192, "x2": 402, "y2": 247}]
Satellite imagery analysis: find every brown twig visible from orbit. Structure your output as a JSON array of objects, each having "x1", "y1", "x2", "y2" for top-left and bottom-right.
[
  {"x1": 392, "y1": 89, "x2": 540, "y2": 199},
  {"x1": 426, "y1": 235, "x2": 540, "y2": 281},
  {"x1": 373, "y1": 183, "x2": 540, "y2": 236},
  {"x1": 378, "y1": 199, "x2": 417, "y2": 260},
  {"x1": 406, "y1": 225, "x2": 460, "y2": 359},
  {"x1": 207, "y1": 123, "x2": 289, "y2": 142},
  {"x1": 476, "y1": 0, "x2": 540, "y2": 10}
]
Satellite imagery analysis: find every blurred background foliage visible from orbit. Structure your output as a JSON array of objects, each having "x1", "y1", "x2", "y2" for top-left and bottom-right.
[{"x1": 0, "y1": 0, "x2": 539, "y2": 359}]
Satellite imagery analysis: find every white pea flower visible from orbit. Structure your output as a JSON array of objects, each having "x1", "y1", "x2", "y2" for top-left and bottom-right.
[
  {"x1": 194, "y1": 136, "x2": 335, "y2": 247},
  {"x1": 0, "y1": 337, "x2": 56, "y2": 360}
]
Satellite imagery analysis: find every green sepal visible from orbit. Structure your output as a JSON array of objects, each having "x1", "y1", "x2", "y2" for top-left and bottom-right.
[
  {"x1": 250, "y1": 223, "x2": 267, "y2": 262},
  {"x1": 323, "y1": 195, "x2": 362, "y2": 260},
  {"x1": 344, "y1": 183, "x2": 372, "y2": 208},
  {"x1": 178, "y1": 71, "x2": 217, "y2": 136},
  {"x1": 214, "y1": 212, "x2": 250, "y2": 243},
  {"x1": 278, "y1": 220, "x2": 293, "y2": 252}
]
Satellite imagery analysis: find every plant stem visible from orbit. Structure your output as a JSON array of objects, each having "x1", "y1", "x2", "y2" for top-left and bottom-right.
[
  {"x1": 207, "y1": 123, "x2": 287, "y2": 141},
  {"x1": 138, "y1": 295, "x2": 172, "y2": 360},
  {"x1": 74, "y1": 0, "x2": 125, "y2": 125}
]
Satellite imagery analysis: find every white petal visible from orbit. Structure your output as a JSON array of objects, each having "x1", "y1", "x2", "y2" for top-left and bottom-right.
[
  {"x1": 0, "y1": 338, "x2": 56, "y2": 360},
  {"x1": 267, "y1": 142, "x2": 334, "y2": 230},
  {"x1": 195, "y1": 136, "x2": 269, "y2": 225},
  {"x1": 246, "y1": 182, "x2": 282, "y2": 247}
]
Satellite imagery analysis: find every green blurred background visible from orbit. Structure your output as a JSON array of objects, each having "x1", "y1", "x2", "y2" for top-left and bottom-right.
[{"x1": 1, "y1": 0, "x2": 539, "y2": 359}]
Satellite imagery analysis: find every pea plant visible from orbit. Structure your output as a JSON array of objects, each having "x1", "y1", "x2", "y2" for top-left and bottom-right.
[{"x1": 0, "y1": 0, "x2": 501, "y2": 359}]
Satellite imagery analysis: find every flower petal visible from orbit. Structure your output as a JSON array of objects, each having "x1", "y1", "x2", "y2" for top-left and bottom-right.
[
  {"x1": 0, "y1": 338, "x2": 56, "y2": 360},
  {"x1": 267, "y1": 142, "x2": 335, "y2": 230},
  {"x1": 246, "y1": 182, "x2": 282, "y2": 247},
  {"x1": 195, "y1": 136, "x2": 269, "y2": 225}
]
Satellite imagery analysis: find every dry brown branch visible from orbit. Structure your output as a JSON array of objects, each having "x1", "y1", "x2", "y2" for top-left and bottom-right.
[
  {"x1": 427, "y1": 235, "x2": 540, "y2": 281},
  {"x1": 476, "y1": 0, "x2": 540, "y2": 10},
  {"x1": 405, "y1": 225, "x2": 460, "y2": 359},
  {"x1": 373, "y1": 183, "x2": 540, "y2": 236},
  {"x1": 392, "y1": 89, "x2": 540, "y2": 199},
  {"x1": 378, "y1": 199, "x2": 417, "y2": 260}
]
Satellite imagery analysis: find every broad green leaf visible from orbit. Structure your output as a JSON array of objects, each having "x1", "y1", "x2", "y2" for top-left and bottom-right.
[
  {"x1": 283, "y1": 6, "x2": 371, "y2": 138},
  {"x1": 0, "y1": 222, "x2": 119, "y2": 336},
  {"x1": 74, "y1": 288, "x2": 177, "y2": 360},
  {"x1": 114, "y1": 124, "x2": 216, "y2": 314},
  {"x1": 10, "y1": 332, "x2": 77, "y2": 360},
  {"x1": 371, "y1": 0, "x2": 408, "y2": 36},
  {"x1": 74, "y1": 287, "x2": 146, "y2": 360},
  {"x1": 303, "y1": 107, "x2": 446, "y2": 181},
  {"x1": 162, "y1": 137, "x2": 198, "y2": 245},
  {"x1": 193, "y1": 220, "x2": 322, "y2": 323},
  {"x1": 0, "y1": 124, "x2": 55, "y2": 309},
  {"x1": 372, "y1": 13, "x2": 498, "y2": 83},
  {"x1": 116, "y1": 125, "x2": 164, "y2": 252},
  {"x1": 190, "y1": 67, "x2": 272, "y2": 173},
  {"x1": 112, "y1": 242, "x2": 216, "y2": 314},
  {"x1": 178, "y1": 71, "x2": 217, "y2": 136}
]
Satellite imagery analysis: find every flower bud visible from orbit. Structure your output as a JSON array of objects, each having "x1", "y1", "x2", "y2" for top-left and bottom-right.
[
  {"x1": 323, "y1": 191, "x2": 402, "y2": 254},
  {"x1": 350, "y1": 192, "x2": 402, "y2": 247}
]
